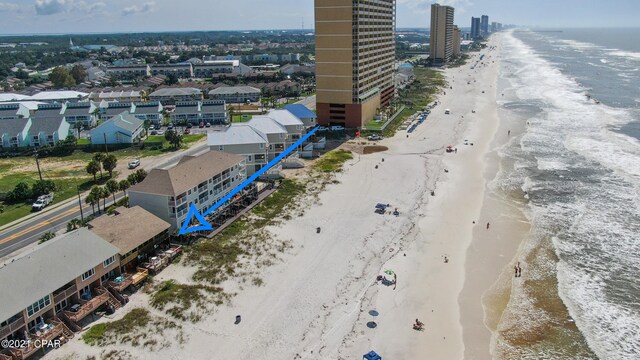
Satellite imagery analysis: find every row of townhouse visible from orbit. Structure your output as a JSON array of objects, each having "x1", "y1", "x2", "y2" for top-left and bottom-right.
[
  {"x1": 0, "y1": 206, "x2": 173, "y2": 359},
  {"x1": 170, "y1": 100, "x2": 227, "y2": 125},
  {"x1": 90, "y1": 112, "x2": 145, "y2": 145},
  {"x1": 207, "y1": 105, "x2": 317, "y2": 175},
  {"x1": 99, "y1": 101, "x2": 164, "y2": 124},
  {"x1": 204, "y1": 53, "x2": 301, "y2": 64},
  {"x1": 208, "y1": 86, "x2": 261, "y2": 104},
  {"x1": 105, "y1": 61, "x2": 252, "y2": 81}
]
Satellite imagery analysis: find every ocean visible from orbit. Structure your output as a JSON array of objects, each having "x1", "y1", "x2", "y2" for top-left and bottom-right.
[{"x1": 491, "y1": 29, "x2": 640, "y2": 359}]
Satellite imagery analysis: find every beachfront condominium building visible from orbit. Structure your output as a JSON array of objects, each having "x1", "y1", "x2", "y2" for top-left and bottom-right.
[
  {"x1": 481, "y1": 15, "x2": 489, "y2": 36},
  {"x1": 315, "y1": 0, "x2": 396, "y2": 128},
  {"x1": 128, "y1": 150, "x2": 247, "y2": 231},
  {"x1": 471, "y1": 17, "x2": 481, "y2": 39},
  {"x1": 452, "y1": 26, "x2": 461, "y2": 58},
  {"x1": 430, "y1": 3, "x2": 455, "y2": 64}
]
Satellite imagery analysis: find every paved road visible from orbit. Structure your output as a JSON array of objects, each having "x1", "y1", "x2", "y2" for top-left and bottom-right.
[
  {"x1": 0, "y1": 141, "x2": 210, "y2": 259},
  {"x1": 296, "y1": 95, "x2": 316, "y2": 110}
]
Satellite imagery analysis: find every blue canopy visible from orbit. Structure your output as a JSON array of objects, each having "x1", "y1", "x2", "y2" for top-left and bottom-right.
[
  {"x1": 284, "y1": 104, "x2": 317, "y2": 120},
  {"x1": 363, "y1": 351, "x2": 382, "y2": 360}
]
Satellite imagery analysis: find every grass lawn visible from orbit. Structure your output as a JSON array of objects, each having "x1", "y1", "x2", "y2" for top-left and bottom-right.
[
  {"x1": 313, "y1": 149, "x2": 354, "y2": 173},
  {"x1": 231, "y1": 114, "x2": 253, "y2": 123},
  {"x1": 76, "y1": 138, "x2": 90, "y2": 145},
  {"x1": 365, "y1": 120, "x2": 385, "y2": 131}
]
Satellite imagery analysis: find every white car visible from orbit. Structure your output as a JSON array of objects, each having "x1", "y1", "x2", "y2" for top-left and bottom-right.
[
  {"x1": 330, "y1": 125, "x2": 345, "y2": 131},
  {"x1": 128, "y1": 159, "x2": 141, "y2": 169},
  {"x1": 156, "y1": 130, "x2": 165, "y2": 135},
  {"x1": 445, "y1": 109, "x2": 451, "y2": 114}
]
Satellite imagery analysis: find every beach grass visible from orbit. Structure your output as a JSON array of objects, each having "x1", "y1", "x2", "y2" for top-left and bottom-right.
[
  {"x1": 313, "y1": 149, "x2": 353, "y2": 173},
  {"x1": 150, "y1": 280, "x2": 225, "y2": 321}
]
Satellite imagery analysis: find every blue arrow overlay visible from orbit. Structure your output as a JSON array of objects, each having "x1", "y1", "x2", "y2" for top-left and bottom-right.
[{"x1": 179, "y1": 126, "x2": 319, "y2": 235}]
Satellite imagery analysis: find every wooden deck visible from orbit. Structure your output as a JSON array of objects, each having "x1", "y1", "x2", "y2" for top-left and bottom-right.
[
  {"x1": 109, "y1": 274, "x2": 133, "y2": 292},
  {"x1": 64, "y1": 288, "x2": 109, "y2": 323},
  {"x1": 131, "y1": 268, "x2": 149, "y2": 286},
  {"x1": 8, "y1": 343, "x2": 38, "y2": 360}
]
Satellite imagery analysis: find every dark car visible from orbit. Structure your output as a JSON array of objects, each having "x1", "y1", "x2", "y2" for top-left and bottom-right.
[
  {"x1": 186, "y1": 123, "x2": 193, "y2": 129},
  {"x1": 199, "y1": 122, "x2": 205, "y2": 128}
]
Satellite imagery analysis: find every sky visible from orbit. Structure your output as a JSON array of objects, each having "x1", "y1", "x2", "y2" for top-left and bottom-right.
[{"x1": 0, "y1": 0, "x2": 638, "y2": 35}]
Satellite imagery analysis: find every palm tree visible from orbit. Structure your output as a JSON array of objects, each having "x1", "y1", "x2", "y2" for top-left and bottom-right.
[
  {"x1": 85, "y1": 189, "x2": 98, "y2": 215},
  {"x1": 105, "y1": 179, "x2": 119, "y2": 203},
  {"x1": 86, "y1": 160, "x2": 100, "y2": 182},
  {"x1": 118, "y1": 179, "x2": 130, "y2": 197},
  {"x1": 99, "y1": 187, "x2": 109, "y2": 212},
  {"x1": 92, "y1": 153, "x2": 105, "y2": 178}
]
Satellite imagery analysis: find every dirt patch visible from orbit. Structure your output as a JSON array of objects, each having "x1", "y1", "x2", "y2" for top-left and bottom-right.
[{"x1": 363, "y1": 146, "x2": 388, "y2": 155}]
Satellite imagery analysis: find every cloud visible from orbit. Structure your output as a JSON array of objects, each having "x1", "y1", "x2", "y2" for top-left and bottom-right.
[
  {"x1": 34, "y1": 0, "x2": 68, "y2": 15},
  {"x1": 0, "y1": 2, "x2": 19, "y2": 12},
  {"x1": 122, "y1": 1, "x2": 155, "y2": 16}
]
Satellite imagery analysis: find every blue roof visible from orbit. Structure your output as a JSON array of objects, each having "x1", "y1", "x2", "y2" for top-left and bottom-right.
[
  {"x1": 284, "y1": 104, "x2": 317, "y2": 120},
  {"x1": 363, "y1": 351, "x2": 381, "y2": 360}
]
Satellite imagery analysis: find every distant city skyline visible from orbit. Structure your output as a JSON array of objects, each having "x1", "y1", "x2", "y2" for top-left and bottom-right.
[{"x1": 0, "y1": 0, "x2": 638, "y2": 35}]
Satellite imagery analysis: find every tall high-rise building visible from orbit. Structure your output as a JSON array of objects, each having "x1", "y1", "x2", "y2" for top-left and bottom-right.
[
  {"x1": 471, "y1": 17, "x2": 480, "y2": 39},
  {"x1": 481, "y1": 15, "x2": 489, "y2": 35},
  {"x1": 491, "y1": 21, "x2": 497, "y2": 33},
  {"x1": 314, "y1": 0, "x2": 396, "y2": 128},
  {"x1": 452, "y1": 26, "x2": 461, "y2": 58},
  {"x1": 429, "y1": 3, "x2": 455, "y2": 64}
]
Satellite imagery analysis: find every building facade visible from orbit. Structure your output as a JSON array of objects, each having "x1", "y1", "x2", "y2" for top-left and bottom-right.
[
  {"x1": 90, "y1": 112, "x2": 144, "y2": 145},
  {"x1": 128, "y1": 151, "x2": 247, "y2": 231},
  {"x1": 452, "y1": 25, "x2": 461, "y2": 58},
  {"x1": 471, "y1": 17, "x2": 481, "y2": 39},
  {"x1": 481, "y1": 15, "x2": 489, "y2": 36},
  {"x1": 209, "y1": 86, "x2": 261, "y2": 104},
  {"x1": 315, "y1": 0, "x2": 396, "y2": 128},
  {"x1": 105, "y1": 64, "x2": 151, "y2": 80},
  {"x1": 430, "y1": 3, "x2": 455, "y2": 64}
]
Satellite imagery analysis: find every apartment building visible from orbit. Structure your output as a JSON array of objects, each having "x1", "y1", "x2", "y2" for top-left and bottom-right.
[
  {"x1": 208, "y1": 86, "x2": 261, "y2": 104},
  {"x1": 208, "y1": 125, "x2": 268, "y2": 175},
  {"x1": 28, "y1": 117, "x2": 71, "y2": 147},
  {"x1": 192, "y1": 60, "x2": 252, "y2": 78},
  {"x1": 131, "y1": 102, "x2": 164, "y2": 124},
  {"x1": 452, "y1": 25, "x2": 461, "y2": 58},
  {"x1": 430, "y1": 3, "x2": 455, "y2": 64},
  {"x1": 200, "y1": 100, "x2": 228, "y2": 125},
  {"x1": 89, "y1": 90, "x2": 145, "y2": 103},
  {"x1": 150, "y1": 63, "x2": 193, "y2": 79},
  {"x1": 248, "y1": 116, "x2": 289, "y2": 160},
  {"x1": 315, "y1": 0, "x2": 396, "y2": 128},
  {"x1": 0, "y1": 229, "x2": 120, "y2": 358},
  {"x1": 481, "y1": 15, "x2": 489, "y2": 36},
  {"x1": 90, "y1": 112, "x2": 144, "y2": 145},
  {"x1": 61, "y1": 102, "x2": 98, "y2": 127},
  {"x1": 128, "y1": 150, "x2": 247, "y2": 231},
  {"x1": 267, "y1": 109, "x2": 305, "y2": 144},
  {"x1": 471, "y1": 17, "x2": 480, "y2": 39},
  {"x1": 149, "y1": 88, "x2": 203, "y2": 104},
  {"x1": 283, "y1": 104, "x2": 317, "y2": 129},
  {"x1": 102, "y1": 102, "x2": 133, "y2": 120},
  {"x1": 0, "y1": 117, "x2": 31, "y2": 148},
  {"x1": 0, "y1": 103, "x2": 30, "y2": 120},
  {"x1": 170, "y1": 101, "x2": 227, "y2": 125},
  {"x1": 105, "y1": 64, "x2": 151, "y2": 80}
]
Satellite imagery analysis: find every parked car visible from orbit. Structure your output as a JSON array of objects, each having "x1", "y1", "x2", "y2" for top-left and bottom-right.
[
  {"x1": 154, "y1": 124, "x2": 161, "y2": 130},
  {"x1": 205, "y1": 122, "x2": 211, "y2": 128},
  {"x1": 330, "y1": 125, "x2": 345, "y2": 131},
  {"x1": 32, "y1": 193, "x2": 54, "y2": 212},
  {"x1": 167, "y1": 123, "x2": 174, "y2": 129},
  {"x1": 368, "y1": 135, "x2": 383, "y2": 141},
  {"x1": 150, "y1": 130, "x2": 158, "y2": 135},
  {"x1": 186, "y1": 123, "x2": 193, "y2": 129},
  {"x1": 317, "y1": 126, "x2": 329, "y2": 131},
  {"x1": 156, "y1": 130, "x2": 165, "y2": 135},
  {"x1": 445, "y1": 109, "x2": 451, "y2": 114},
  {"x1": 128, "y1": 159, "x2": 141, "y2": 169},
  {"x1": 199, "y1": 122, "x2": 205, "y2": 128},
  {"x1": 183, "y1": 128, "x2": 191, "y2": 134}
]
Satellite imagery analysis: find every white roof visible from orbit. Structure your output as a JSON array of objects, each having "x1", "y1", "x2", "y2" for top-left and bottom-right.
[
  {"x1": 248, "y1": 116, "x2": 288, "y2": 135},
  {"x1": 207, "y1": 124, "x2": 268, "y2": 146},
  {"x1": 0, "y1": 101, "x2": 45, "y2": 111},
  {"x1": 0, "y1": 93, "x2": 29, "y2": 102},
  {"x1": 0, "y1": 228, "x2": 119, "y2": 322},
  {"x1": 203, "y1": 60, "x2": 240, "y2": 67},
  {"x1": 267, "y1": 109, "x2": 304, "y2": 127},
  {"x1": 28, "y1": 91, "x2": 88, "y2": 101}
]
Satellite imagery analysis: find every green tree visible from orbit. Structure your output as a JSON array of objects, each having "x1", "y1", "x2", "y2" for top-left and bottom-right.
[
  {"x1": 92, "y1": 153, "x2": 105, "y2": 177},
  {"x1": 164, "y1": 129, "x2": 182, "y2": 149},
  {"x1": 118, "y1": 179, "x2": 130, "y2": 197},
  {"x1": 86, "y1": 160, "x2": 100, "y2": 182},
  {"x1": 127, "y1": 173, "x2": 139, "y2": 186},
  {"x1": 86, "y1": 187, "x2": 100, "y2": 215},
  {"x1": 102, "y1": 154, "x2": 117, "y2": 178},
  {"x1": 49, "y1": 66, "x2": 75, "y2": 88},
  {"x1": 70, "y1": 64, "x2": 87, "y2": 83},
  {"x1": 38, "y1": 231, "x2": 56, "y2": 244},
  {"x1": 134, "y1": 169, "x2": 148, "y2": 183},
  {"x1": 6, "y1": 182, "x2": 31, "y2": 203},
  {"x1": 15, "y1": 69, "x2": 29, "y2": 80},
  {"x1": 166, "y1": 73, "x2": 179, "y2": 85},
  {"x1": 31, "y1": 180, "x2": 56, "y2": 198},
  {"x1": 99, "y1": 186, "x2": 109, "y2": 212},
  {"x1": 105, "y1": 179, "x2": 119, "y2": 203}
]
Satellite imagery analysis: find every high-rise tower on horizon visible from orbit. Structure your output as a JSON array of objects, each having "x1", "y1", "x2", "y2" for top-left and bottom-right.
[
  {"x1": 481, "y1": 15, "x2": 489, "y2": 36},
  {"x1": 471, "y1": 17, "x2": 480, "y2": 39},
  {"x1": 314, "y1": 0, "x2": 396, "y2": 128},
  {"x1": 430, "y1": 3, "x2": 455, "y2": 64}
]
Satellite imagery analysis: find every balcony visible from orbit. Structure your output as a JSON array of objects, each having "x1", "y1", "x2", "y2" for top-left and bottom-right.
[
  {"x1": 7, "y1": 343, "x2": 38, "y2": 360},
  {"x1": 0, "y1": 317, "x2": 25, "y2": 340},
  {"x1": 63, "y1": 287, "x2": 110, "y2": 323},
  {"x1": 32, "y1": 319, "x2": 65, "y2": 344},
  {"x1": 108, "y1": 274, "x2": 133, "y2": 293},
  {"x1": 131, "y1": 268, "x2": 149, "y2": 286},
  {"x1": 53, "y1": 283, "x2": 77, "y2": 304}
]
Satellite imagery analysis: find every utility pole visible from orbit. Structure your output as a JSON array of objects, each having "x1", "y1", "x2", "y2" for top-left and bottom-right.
[
  {"x1": 34, "y1": 149, "x2": 43, "y2": 181},
  {"x1": 77, "y1": 185, "x2": 84, "y2": 223},
  {"x1": 103, "y1": 133, "x2": 108, "y2": 153}
]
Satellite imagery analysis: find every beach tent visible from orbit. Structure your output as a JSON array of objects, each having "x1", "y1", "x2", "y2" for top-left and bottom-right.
[{"x1": 363, "y1": 351, "x2": 382, "y2": 360}]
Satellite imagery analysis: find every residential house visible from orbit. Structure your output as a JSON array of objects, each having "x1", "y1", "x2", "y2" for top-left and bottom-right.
[
  {"x1": 89, "y1": 90, "x2": 144, "y2": 103},
  {"x1": 267, "y1": 109, "x2": 305, "y2": 145},
  {"x1": 90, "y1": 112, "x2": 144, "y2": 145},
  {"x1": 192, "y1": 60, "x2": 252, "y2": 78},
  {"x1": 105, "y1": 64, "x2": 151, "y2": 80},
  {"x1": 248, "y1": 116, "x2": 288, "y2": 160},
  {"x1": 283, "y1": 104, "x2": 317, "y2": 129},
  {"x1": 170, "y1": 101, "x2": 200, "y2": 124},
  {"x1": 149, "y1": 87, "x2": 203, "y2": 105},
  {"x1": 131, "y1": 102, "x2": 163, "y2": 124},
  {"x1": 87, "y1": 206, "x2": 171, "y2": 278},
  {"x1": 0, "y1": 103, "x2": 30, "y2": 120},
  {"x1": 27, "y1": 91, "x2": 88, "y2": 103},
  {"x1": 200, "y1": 100, "x2": 227, "y2": 125},
  {"x1": 0, "y1": 117, "x2": 31, "y2": 148},
  {"x1": 208, "y1": 86, "x2": 261, "y2": 104},
  {"x1": 0, "y1": 228, "x2": 120, "y2": 359},
  {"x1": 62, "y1": 102, "x2": 97, "y2": 127},
  {"x1": 28, "y1": 117, "x2": 71, "y2": 147},
  {"x1": 150, "y1": 63, "x2": 193, "y2": 79},
  {"x1": 102, "y1": 102, "x2": 133, "y2": 120},
  {"x1": 207, "y1": 124, "x2": 268, "y2": 175},
  {"x1": 129, "y1": 151, "x2": 247, "y2": 231},
  {"x1": 0, "y1": 93, "x2": 29, "y2": 102}
]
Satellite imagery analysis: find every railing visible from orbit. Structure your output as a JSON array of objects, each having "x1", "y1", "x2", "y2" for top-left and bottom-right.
[
  {"x1": 32, "y1": 319, "x2": 64, "y2": 343},
  {"x1": 131, "y1": 268, "x2": 149, "y2": 286},
  {"x1": 0, "y1": 352, "x2": 12, "y2": 360},
  {"x1": 108, "y1": 274, "x2": 133, "y2": 293},
  {"x1": 0, "y1": 317, "x2": 25, "y2": 340},
  {"x1": 8, "y1": 343, "x2": 38, "y2": 360},
  {"x1": 53, "y1": 283, "x2": 77, "y2": 304},
  {"x1": 64, "y1": 288, "x2": 109, "y2": 323}
]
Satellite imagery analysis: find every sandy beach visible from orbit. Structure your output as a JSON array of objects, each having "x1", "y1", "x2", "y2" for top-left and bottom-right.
[{"x1": 45, "y1": 34, "x2": 528, "y2": 360}]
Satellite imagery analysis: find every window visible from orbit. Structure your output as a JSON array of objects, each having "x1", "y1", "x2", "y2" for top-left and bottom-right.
[
  {"x1": 247, "y1": 155, "x2": 252, "y2": 161},
  {"x1": 81, "y1": 268, "x2": 95, "y2": 281},
  {"x1": 219, "y1": 145, "x2": 224, "y2": 151},
  {"x1": 55, "y1": 299, "x2": 68, "y2": 313},
  {"x1": 27, "y1": 295, "x2": 51, "y2": 317},
  {"x1": 103, "y1": 256, "x2": 115, "y2": 268},
  {"x1": 259, "y1": 143, "x2": 265, "y2": 149}
]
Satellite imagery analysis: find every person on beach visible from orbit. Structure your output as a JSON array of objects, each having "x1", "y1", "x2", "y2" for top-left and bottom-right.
[
  {"x1": 486, "y1": 222, "x2": 490, "y2": 229},
  {"x1": 508, "y1": 130, "x2": 511, "y2": 136},
  {"x1": 455, "y1": 148, "x2": 458, "y2": 153}
]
